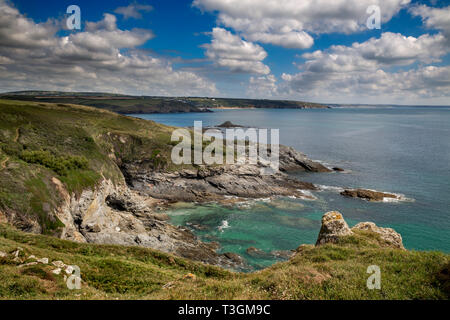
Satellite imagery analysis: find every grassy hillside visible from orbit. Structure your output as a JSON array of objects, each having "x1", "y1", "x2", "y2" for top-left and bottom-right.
[
  {"x1": 0, "y1": 92, "x2": 329, "y2": 114},
  {"x1": 0, "y1": 223, "x2": 448, "y2": 300},
  {"x1": 0, "y1": 99, "x2": 188, "y2": 235}
]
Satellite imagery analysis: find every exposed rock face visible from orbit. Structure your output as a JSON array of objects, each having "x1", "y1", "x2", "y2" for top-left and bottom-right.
[
  {"x1": 126, "y1": 164, "x2": 317, "y2": 202},
  {"x1": 316, "y1": 211, "x2": 353, "y2": 245},
  {"x1": 270, "y1": 250, "x2": 295, "y2": 259},
  {"x1": 352, "y1": 222, "x2": 404, "y2": 249},
  {"x1": 53, "y1": 178, "x2": 246, "y2": 270},
  {"x1": 122, "y1": 146, "x2": 329, "y2": 202},
  {"x1": 316, "y1": 211, "x2": 405, "y2": 249},
  {"x1": 340, "y1": 189, "x2": 397, "y2": 202},
  {"x1": 278, "y1": 145, "x2": 331, "y2": 173}
]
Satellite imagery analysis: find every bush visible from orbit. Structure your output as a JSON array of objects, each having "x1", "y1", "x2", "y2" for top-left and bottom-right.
[
  {"x1": 149, "y1": 149, "x2": 167, "y2": 170},
  {"x1": 19, "y1": 150, "x2": 89, "y2": 176}
]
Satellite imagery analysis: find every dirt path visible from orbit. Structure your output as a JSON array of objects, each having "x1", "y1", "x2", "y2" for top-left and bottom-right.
[
  {"x1": 0, "y1": 157, "x2": 9, "y2": 171},
  {"x1": 13, "y1": 127, "x2": 19, "y2": 143}
]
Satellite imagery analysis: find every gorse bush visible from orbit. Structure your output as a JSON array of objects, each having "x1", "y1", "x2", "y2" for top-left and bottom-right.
[{"x1": 19, "y1": 150, "x2": 89, "y2": 176}]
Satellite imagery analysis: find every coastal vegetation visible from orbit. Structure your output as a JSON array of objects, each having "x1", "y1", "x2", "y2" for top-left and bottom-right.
[
  {"x1": 0, "y1": 91, "x2": 329, "y2": 114},
  {"x1": 0, "y1": 220, "x2": 448, "y2": 299}
]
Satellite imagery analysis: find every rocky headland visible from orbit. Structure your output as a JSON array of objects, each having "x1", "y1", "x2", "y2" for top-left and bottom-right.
[
  {"x1": 120, "y1": 144, "x2": 330, "y2": 203},
  {"x1": 0, "y1": 100, "x2": 415, "y2": 272}
]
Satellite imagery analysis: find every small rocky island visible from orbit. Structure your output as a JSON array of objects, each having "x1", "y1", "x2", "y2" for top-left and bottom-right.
[
  {"x1": 340, "y1": 189, "x2": 399, "y2": 202},
  {"x1": 217, "y1": 121, "x2": 243, "y2": 128}
]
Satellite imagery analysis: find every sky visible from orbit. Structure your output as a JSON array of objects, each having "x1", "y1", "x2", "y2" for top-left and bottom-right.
[{"x1": 0, "y1": 0, "x2": 449, "y2": 105}]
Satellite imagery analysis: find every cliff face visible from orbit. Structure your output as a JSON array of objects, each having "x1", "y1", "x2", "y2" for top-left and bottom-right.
[{"x1": 51, "y1": 177, "x2": 249, "y2": 269}]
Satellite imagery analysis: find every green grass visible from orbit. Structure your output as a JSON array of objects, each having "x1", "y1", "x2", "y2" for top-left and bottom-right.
[
  {"x1": 0, "y1": 224, "x2": 448, "y2": 300},
  {"x1": 0, "y1": 99, "x2": 185, "y2": 233}
]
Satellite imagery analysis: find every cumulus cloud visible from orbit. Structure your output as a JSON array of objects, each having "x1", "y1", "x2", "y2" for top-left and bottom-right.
[
  {"x1": 280, "y1": 32, "x2": 450, "y2": 103},
  {"x1": 410, "y1": 5, "x2": 450, "y2": 43},
  {"x1": 281, "y1": 65, "x2": 450, "y2": 104},
  {"x1": 0, "y1": 0, "x2": 216, "y2": 96},
  {"x1": 193, "y1": 0, "x2": 410, "y2": 49},
  {"x1": 114, "y1": 2, "x2": 153, "y2": 20},
  {"x1": 300, "y1": 32, "x2": 447, "y2": 72},
  {"x1": 247, "y1": 75, "x2": 278, "y2": 98},
  {"x1": 203, "y1": 27, "x2": 270, "y2": 74}
]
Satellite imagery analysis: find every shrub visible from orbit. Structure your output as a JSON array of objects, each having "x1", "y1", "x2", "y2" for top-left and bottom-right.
[{"x1": 19, "y1": 150, "x2": 89, "y2": 176}]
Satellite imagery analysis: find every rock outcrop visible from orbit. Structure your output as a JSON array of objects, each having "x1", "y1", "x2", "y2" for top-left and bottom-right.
[
  {"x1": 316, "y1": 211, "x2": 404, "y2": 249},
  {"x1": 122, "y1": 145, "x2": 330, "y2": 202},
  {"x1": 246, "y1": 247, "x2": 272, "y2": 259},
  {"x1": 340, "y1": 189, "x2": 397, "y2": 202},
  {"x1": 316, "y1": 211, "x2": 353, "y2": 245},
  {"x1": 53, "y1": 178, "x2": 247, "y2": 270},
  {"x1": 278, "y1": 145, "x2": 331, "y2": 173},
  {"x1": 352, "y1": 222, "x2": 404, "y2": 249}
]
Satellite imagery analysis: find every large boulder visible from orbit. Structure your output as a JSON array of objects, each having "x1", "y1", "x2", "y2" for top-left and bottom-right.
[
  {"x1": 316, "y1": 211, "x2": 353, "y2": 245},
  {"x1": 352, "y1": 222, "x2": 404, "y2": 249}
]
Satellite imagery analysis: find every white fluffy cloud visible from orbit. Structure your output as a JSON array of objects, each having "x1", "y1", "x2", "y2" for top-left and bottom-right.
[
  {"x1": 194, "y1": 0, "x2": 410, "y2": 49},
  {"x1": 300, "y1": 32, "x2": 447, "y2": 72},
  {"x1": 280, "y1": 31, "x2": 450, "y2": 103},
  {"x1": 410, "y1": 5, "x2": 450, "y2": 32},
  {"x1": 247, "y1": 75, "x2": 278, "y2": 98},
  {"x1": 0, "y1": 1, "x2": 216, "y2": 96},
  {"x1": 203, "y1": 27, "x2": 270, "y2": 74},
  {"x1": 410, "y1": 5, "x2": 450, "y2": 44},
  {"x1": 281, "y1": 65, "x2": 450, "y2": 104}
]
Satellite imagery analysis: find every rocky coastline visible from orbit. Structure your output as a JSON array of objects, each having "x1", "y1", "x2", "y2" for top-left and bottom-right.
[{"x1": 43, "y1": 143, "x2": 408, "y2": 270}]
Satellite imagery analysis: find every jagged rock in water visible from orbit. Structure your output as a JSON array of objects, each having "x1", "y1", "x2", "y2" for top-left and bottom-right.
[
  {"x1": 270, "y1": 250, "x2": 295, "y2": 259},
  {"x1": 217, "y1": 121, "x2": 243, "y2": 128},
  {"x1": 278, "y1": 145, "x2": 331, "y2": 172},
  {"x1": 352, "y1": 222, "x2": 404, "y2": 249},
  {"x1": 340, "y1": 189, "x2": 397, "y2": 202},
  {"x1": 246, "y1": 247, "x2": 272, "y2": 259},
  {"x1": 316, "y1": 211, "x2": 353, "y2": 245}
]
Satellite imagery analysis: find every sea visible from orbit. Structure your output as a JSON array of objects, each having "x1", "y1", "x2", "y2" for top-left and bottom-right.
[{"x1": 130, "y1": 106, "x2": 450, "y2": 270}]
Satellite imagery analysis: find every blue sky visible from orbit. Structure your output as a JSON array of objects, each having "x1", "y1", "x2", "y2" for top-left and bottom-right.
[{"x1": 1, "y1": 0, "x2": 449, "y2": 104}]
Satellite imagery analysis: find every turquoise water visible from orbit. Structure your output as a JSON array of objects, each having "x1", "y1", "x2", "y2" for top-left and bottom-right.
[{"x1": 130, "y1": 107, "x2": 450, "y2": 270}]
